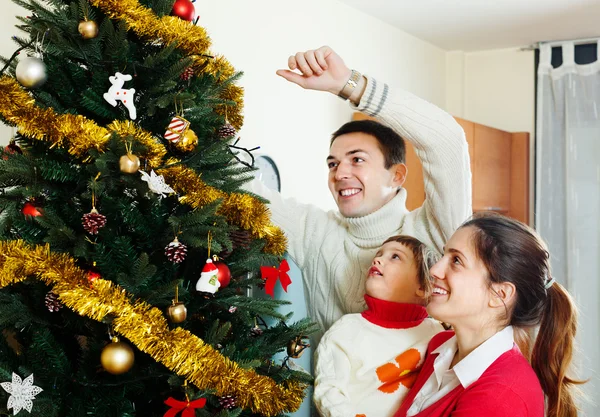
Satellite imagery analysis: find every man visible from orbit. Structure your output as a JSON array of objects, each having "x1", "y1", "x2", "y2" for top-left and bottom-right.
[{"x1": 248, "y1": 46, "x2": 471, "y2": 343}]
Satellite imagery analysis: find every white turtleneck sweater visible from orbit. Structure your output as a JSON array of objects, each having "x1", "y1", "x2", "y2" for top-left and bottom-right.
[
  {"x1": 314, "y1": 296, "x2": 444, "y2": 417},
  {"x1": 246, "y1": 76, "x2": 472, "y2": 343}
]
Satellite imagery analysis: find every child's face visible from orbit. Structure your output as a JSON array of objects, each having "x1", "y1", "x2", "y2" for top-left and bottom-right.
[{"x1": 365, "y1": 241, "x2": 426, "y2": 304}]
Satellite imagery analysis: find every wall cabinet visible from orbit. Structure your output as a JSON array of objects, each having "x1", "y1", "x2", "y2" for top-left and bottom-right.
[{"x1": 353, "y1": 113, "x2": 530, "y2": 224}]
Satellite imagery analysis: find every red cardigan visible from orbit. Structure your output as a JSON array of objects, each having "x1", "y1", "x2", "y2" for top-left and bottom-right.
[{"x1": 394, "y1": 331, "x2": 544, "y2": 417}]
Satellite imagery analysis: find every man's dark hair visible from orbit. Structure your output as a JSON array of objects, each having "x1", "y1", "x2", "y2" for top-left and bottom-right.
[{"x1": 330, "y1": 120, "x2": 406, "y2": 168}]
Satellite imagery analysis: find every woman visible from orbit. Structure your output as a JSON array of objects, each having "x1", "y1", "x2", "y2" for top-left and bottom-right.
[{"x1": 395, "y1": 213, "x2": 583, "y2": 417}]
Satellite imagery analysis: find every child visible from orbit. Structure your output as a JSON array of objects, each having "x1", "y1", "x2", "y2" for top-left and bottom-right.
[{"x1": 313, "y1": 235, "x2": 444, "y2": 417}]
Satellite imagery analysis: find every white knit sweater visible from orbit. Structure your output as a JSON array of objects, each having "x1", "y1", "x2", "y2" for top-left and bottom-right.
[
  {"x1": 246, "y1": 76, "x2": 471, "y2": 343},
  {"x1": 314, "y1": 297, "x2": 444, "y2": 417}
]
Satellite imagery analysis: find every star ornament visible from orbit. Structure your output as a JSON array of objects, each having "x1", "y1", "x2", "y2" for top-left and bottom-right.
[
  {"x1": 1, "y1": 373, "x2": 43, "y2": 415},
  {"x1": 139, "y1": 170, "x2": 175, "y2": 197}
]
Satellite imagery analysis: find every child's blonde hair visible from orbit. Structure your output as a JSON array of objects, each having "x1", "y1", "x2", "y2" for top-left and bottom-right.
[{"x1": 381, "y1": 235, "x2": 438, "y2": 300}]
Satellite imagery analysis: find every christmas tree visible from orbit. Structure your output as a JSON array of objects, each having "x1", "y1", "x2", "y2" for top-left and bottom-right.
[{"x1": 0, "y1": 0, "x2": 316, "y2": 416}]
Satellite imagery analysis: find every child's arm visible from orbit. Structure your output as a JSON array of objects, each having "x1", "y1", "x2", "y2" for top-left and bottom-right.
[{"x1": 313, "y1": 321, "x2": 358, "y2": 417}]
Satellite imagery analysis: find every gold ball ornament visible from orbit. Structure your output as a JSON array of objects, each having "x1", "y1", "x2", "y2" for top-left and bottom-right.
[
  {"x1": 101, "y1": 337, "x2": 134, "y2": 374},
  {"x1": 287, "y1": 336, "x2": 310, "y2": 359},
  {"x1": 166, "y1": 301, "x2": 187, "y2": 323},
  {"x1": 174, "y1": 128, "x2": 198, "y2": 152},
  {"x1": 119, "y1": 152, "x2": 141, "y2": 174},
  {"x1": 78, "y1": 20, "x2": 99, "y2": 39}
]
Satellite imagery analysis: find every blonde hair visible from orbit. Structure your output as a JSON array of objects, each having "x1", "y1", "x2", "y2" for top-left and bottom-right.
[{"x1": 381, "y1": 235, "x2": 438, "y2": 299}]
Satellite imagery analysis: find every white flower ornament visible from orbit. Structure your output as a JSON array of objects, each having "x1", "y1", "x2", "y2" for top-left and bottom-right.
[
  {"x1": 139, "y1": 170, "x2": 175, "y2": 197},
  {"x1": 1, "y1": 373, "x2": 43, "y2": 415}
]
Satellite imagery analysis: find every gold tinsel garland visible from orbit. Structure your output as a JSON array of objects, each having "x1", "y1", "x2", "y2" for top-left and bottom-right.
[
  {"x1": 0, "y1": 240, "x2": 304, "y2": 416},
  {"x1": 0, "y1": 77, "x2": 109, "y2": 157},
  {"x1": 160, "y1": 164, "x2": 287, "y2": 254},
  {"x1": 88, "y1": 0, "x2": 243, "y2": 129},
  {"x1": 0, "y1": 76, "x2": 286, "y2": 255}
]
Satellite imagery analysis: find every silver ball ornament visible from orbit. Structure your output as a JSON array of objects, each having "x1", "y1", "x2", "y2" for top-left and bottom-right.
[{"x1": 16, "y1": 57, "x2": 48, "y2": 89}]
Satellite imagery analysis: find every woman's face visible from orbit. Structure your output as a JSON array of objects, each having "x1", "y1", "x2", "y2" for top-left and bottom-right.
[{"x1": 427, "y1": 226, "x2": 495, "y2": 329}]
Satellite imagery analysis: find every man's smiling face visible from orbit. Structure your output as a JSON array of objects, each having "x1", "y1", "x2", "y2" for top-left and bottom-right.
[{"x1": 327, "y1": 132, "x2": 405, "y2": 218}]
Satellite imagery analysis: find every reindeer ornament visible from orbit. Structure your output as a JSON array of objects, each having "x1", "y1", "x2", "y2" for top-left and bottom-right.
[{"x1": 103, "y1": 72, "x2": 137, "y2": 120}]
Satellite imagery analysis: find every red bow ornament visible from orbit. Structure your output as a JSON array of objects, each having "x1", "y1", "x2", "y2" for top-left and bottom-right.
[
  {"x1": 163, "y1": 397, "x2": 207, "y2": 417},
  {"x1": 260, "y1": 259, "x2": 292, "y2": 297}
]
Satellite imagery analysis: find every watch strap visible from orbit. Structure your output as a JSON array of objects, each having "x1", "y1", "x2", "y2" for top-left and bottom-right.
[{"x1": 338, "y1": 69, "x2": 361, "y2": 101}]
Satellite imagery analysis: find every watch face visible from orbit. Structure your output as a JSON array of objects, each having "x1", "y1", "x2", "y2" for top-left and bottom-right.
[{"x1": 255, "y1": 155, "x2": 281, "y2": 192}]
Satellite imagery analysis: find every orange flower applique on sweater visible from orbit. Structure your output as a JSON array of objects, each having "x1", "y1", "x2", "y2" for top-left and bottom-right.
[{"x1": 375, "y1": 348, "x2": 421, "y2": 393}]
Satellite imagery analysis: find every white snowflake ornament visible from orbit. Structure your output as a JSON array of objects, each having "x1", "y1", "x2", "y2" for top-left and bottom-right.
[
  {"x1": 1, "y1": 373, "x2": 43, "y2": 415},
  {"x1": 139, "y1": 170, "x2": 175, "y2": 197}
]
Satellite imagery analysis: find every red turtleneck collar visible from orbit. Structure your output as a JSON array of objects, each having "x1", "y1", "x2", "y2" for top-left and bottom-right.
[{"x1": 361, "y1": 295, "x2": 428, "y2": 329}]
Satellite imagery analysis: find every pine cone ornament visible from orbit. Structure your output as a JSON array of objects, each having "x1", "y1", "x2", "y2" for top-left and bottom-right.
[
  {"x1": 82, "y1": 208, "x2": 107, "y2": 234},
  {"x1": 217, "y1": 122, "x2": 236, "y2": 139},
  {"x1": 218, "y1": 395, "x2": 237, "y2": 410},
  {"x1": 219, "y1": 229, "x2": 252, "y2": 259},
  {"x1": 180, "y1": 67, "x2": 194, "y2": 81},
  {"x1": 45, "y1": 291, "x2": 62, "y2": 312},
  {"x1": 249, "y1": 326, "x2": 263, "y2": 337},
  {"x1": 165, "y1": 237, "x2": 187, "y2": 263}
]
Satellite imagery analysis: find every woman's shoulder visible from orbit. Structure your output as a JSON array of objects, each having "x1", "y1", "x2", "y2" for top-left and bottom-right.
[
  {"x1": 479, "y1": 346, "x2": 544, "y2": 397},
  {"x1": 457, "y1": 348, "x2": 544, "y2": 416},
  {"x1": 486, "y1": 346, "x2": 541, "y2": 379},
  {"x1": 427, "y1": 329, "x2": 455, "y2": 352}
]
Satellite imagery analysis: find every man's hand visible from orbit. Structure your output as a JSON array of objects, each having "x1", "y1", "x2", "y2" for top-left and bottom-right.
[{"x1": 276, "y1": 46, "x2": 351, "y2": 96}]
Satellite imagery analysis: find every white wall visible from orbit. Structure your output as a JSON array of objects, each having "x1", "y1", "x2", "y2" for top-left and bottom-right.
[
  {"x1": 446, "y1": 47, "x2": 535, "y2": 224},
  {"x1": 199, "y1": 0, "x2": 447, "y2": 210},
  {"x1": 446, "y1": 48, "x2": 535, "y2": 134},
  {"x1": 0, "y1": 0, "x2": 448, "y2": 211},
  {"x1": 445, "y1": 51, "x2": 466, "y2": 117},
  {"x1": 0, "y1": 3, "x2": 24, "y2": 146}
]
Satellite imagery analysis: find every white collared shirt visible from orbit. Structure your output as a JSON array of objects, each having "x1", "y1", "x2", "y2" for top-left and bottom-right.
[{"x1": 407, "y1": 326, "x2": 515, "y2": 416}]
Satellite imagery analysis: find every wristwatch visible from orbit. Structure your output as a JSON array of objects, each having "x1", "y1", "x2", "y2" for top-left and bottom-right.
[{"x1": 338, "y1": 69, "x2": 362, "y2": 101}]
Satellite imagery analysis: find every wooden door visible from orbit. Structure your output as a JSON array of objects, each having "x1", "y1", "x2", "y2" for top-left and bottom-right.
[
  {"x1": 472, "y1": 124, "x2": 512, "y2": 213},
  {"x1": 351, "y1": 112, "x2": 529, "y2": 222},
  {"x1": 509, "y1": 132, "x2": 530, "y2": 223}
]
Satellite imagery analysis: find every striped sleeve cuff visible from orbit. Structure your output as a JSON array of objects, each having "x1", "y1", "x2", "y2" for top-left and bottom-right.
[{"x1": 351, "y1": 76, "x2": 389, "y2": 117}]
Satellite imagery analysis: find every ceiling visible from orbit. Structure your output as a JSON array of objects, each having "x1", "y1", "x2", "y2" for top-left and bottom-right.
[{"x1": 338, "y1": 0, "x2": 600, "y2": 51}]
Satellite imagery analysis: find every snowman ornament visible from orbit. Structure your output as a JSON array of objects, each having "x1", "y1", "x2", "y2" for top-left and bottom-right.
[{"x1": 196, "y1": 258, "x2": 221, "y2": 295}]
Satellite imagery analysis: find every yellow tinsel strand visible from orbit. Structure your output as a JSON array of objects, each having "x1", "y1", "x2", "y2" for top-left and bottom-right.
[
  {"x1": 107, "y1": 120, "x2": 167, "y2": 168},
  {"x1": 0, "y1": 76, "x2": 286, "y2": 255},
  {"x1": 0, "y1": 241, "x2": 305, "y2": 416},
  {"x1": 160, "y1": 164, "x2": 287, "y2": 255},
  {"x1": 0, "y1": 76, "x2": 110, "y2": 157},
  {"x1": 89, "y1": 0, "x2": 243, "y2": 130}
]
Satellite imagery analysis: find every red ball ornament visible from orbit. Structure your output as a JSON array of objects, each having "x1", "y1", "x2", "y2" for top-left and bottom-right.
[
  {"x1": 214, "y1": 261, "x2": 231, "y2": 288},
  {"x1": 4, "y1": 140, "x2": 23, "y2": 157},
  {"x1": 87, "y1": 268, "x2": 101, "y2": 283},
  {"x1": 22, "y1": 201, "x2": 42, "y2": 217},
  {"x1": 171, "y1": 0, "x2": 195, "y2": 21}
]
